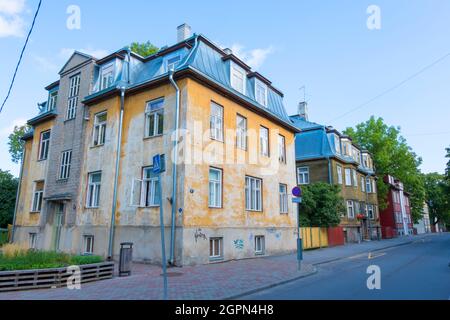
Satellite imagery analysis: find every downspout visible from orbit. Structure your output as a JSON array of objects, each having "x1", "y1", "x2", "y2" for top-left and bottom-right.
[
  {"x1": 327, "y1": 157, "x2": 332, "y2": 184},
  {"x1": 107, "y1": 87, "x2": 126, "y2": 259},
  {"x1": 10, "y1": 146, "x2": 26, "y2": 243}
]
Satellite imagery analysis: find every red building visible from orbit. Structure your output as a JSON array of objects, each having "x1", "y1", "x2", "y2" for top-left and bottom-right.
[{"x1": 380, "y1": 175, "x2": 414, "y2": 238}]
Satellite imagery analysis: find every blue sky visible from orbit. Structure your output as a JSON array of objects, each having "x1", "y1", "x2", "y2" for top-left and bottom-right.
[{"x1": 0, "y1": 0, "x2": 449, "y2": 176}]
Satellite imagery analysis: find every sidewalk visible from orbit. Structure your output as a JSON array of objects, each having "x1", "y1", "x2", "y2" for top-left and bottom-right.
[{"x1": 0, "y1": 233, "x2": 437, "y2": 300}]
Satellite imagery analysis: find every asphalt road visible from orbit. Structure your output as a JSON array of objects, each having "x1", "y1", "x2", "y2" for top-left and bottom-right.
[{"x1": 242, "y1": 234, "x2": 450, "y2": 300}]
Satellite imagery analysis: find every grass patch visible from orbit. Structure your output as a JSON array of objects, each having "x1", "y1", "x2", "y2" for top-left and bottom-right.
[{"x1": 0, "y1": 248, "x2": 104, "y2": 271}]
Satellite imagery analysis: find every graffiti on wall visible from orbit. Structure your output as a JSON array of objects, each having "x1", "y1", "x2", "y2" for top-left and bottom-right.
[
  {"x1": 194, "y1": 228, "x2": 207, "y2": 243},
  {"x1": 233, "y1": 239, "x2": 244, "y2": 250}
]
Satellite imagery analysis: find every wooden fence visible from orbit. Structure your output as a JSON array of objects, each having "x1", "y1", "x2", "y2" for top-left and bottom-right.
[
  {"x1": 0, "y1": 262, "x2": 114, "y2": 292},
  {"x1": 300, "y1": 227, "x2": 329, "y2": 250}
]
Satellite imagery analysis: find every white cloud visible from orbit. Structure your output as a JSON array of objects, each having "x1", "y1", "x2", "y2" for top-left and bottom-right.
[
  {"x1": 0, "y1": 0, "x2": 26, "y2": 38},
  {"x1": 60, "y1": 47, "x2": 109, "y2": 60},
  {"x1": 32, "y1": 55, "x2": 58, "y2": 72},
  {"x1": 229, "y1": 44, "x2": 274, "y2": 69},
  {"x1": 0, "y1": 117, "x2": 27, "y2": 138}
]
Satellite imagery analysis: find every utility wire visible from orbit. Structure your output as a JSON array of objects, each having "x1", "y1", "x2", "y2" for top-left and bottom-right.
[
  {"x1": 329, "y1": 52, "x2": 450, "y2": 122},
  {"x1": 0, "y1": 0, "x2": 43, "y2": 114}
]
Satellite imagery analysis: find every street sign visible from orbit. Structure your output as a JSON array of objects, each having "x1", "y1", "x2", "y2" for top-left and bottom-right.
[
  {"x1": 292, "y1": 186, "x2": 302, "y2": 198},
  {"x1": 153, "y1": 154, "x2": 161, "y2": 174},
  {"x1": 292, "y1": 197, "x2": 302, "y2": 204}
]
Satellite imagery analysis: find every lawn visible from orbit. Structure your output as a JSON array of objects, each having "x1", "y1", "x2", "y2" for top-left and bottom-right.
[{"x1": 0, "y1": 247, "x2": 104, "y2": 271}]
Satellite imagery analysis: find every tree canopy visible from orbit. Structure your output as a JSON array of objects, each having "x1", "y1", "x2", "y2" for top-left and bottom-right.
[
  {"x1": 299, "y1": 182, "x2": 345, "y2": 227},
  {"x1": 130, "y1": 41, "x2": 159, "y2": 57},
  {"x1": 423, "y1": 172, "x2": 449, "y2": 228},
  {"x1": 344, "y1": 116, "x2": 425, "y2": 222},
  {"x1": 0, "y1": 170, "x2": 18, "y2": 228},
  {"x1": 8, "y1": 125, "x2": 30, "y2": 164}
]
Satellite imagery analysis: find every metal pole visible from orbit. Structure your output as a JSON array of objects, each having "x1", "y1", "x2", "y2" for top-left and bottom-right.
[
  {"x1": 297, "y1": 202, "x2": 303, "y2": 271},
  {"x1": 158, "y1": 173, "x2": 168, "y2": 300}
]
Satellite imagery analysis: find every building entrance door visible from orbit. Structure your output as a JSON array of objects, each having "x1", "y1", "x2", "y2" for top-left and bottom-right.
[{"x1": 53, "y1": 203, "x2": 65, "y2": 251}]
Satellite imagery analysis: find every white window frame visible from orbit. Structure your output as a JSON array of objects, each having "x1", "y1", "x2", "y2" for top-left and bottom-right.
[
  {"x1": 337, "y1": 165, "x2": 343, "y2": 184},
  {"x1": 347, "y1": 200, "x2": 355, "y2": 218},
  {"x1": 86, "y1": 172, "x2": 101, "y2": 208},
  {"x1": 236, "y1": 114, "x2": 247, "y2": 150},
  {"x1": 92, "y1": 111, "x2": 107, "y2": 146},
  {"x1": 130, "y1": 167, "x2": 160, "y2": 207},
  {"x1": 279, "y1": 184, "x2": 288, "y2": 214},
  {"x1": 352, "y1": 169, "x2": 358, "y2": 187},
  {"x1": 38, "y1": 130, "x2": 51, "y2": 161},
  {"x1": 255, "y1": 79, "x2": 268, "y2": 107},
  {"x1": 166, "y1": 55, "x2": 181, "y2": 71},
  {"x1": 345, "y1": 168, "x2": 352, "y2": 186},
  {"x1": 245, "y1": 176, "x2": 262, "y2": 212},
  {"x1": 31, "y1": 181, "x2": 44, "y2": 213},
  {"x1": 366, "y1": 178, "x2": 373, "y2": 193},
  {"x1": 210, "y1": 101, "x2": 224, "y2": 141},
  {"x1": 361, "y1": 176, "x2": 366, "y2": 192},
  {"x1": 29, "y1": 233, "x2": 37, "y2": 249},
  {"x1": 334, "y1": 134, "x2": 341, "y2": 154},
  {"x1": 278, "y1": 135, "x2": 286, "y2": 163},
  {"x1": 230, "y1": 62, "x2": 246, "y2": 94},
  {"x1": 367, "y1": 204, "x2": 374, "y2": 220},
  {"x1": 99, "y1": 63, "x2": 115, "y2": 91},
  {"x1": 254, "y1": 235, "x2": 265, "y2": 255},
  {"x1": 372, "y1": 179, "x2": 377, "y2": 194},
  {"x1": 260, "y1": 126, "x2": 269, "y2": 157},
  {"x1": 208, "y1": 168, "x2": 222, "y2": 208},
  {"x1": 209, "y1": 237, "x2": 223, "y2": 259},
  {"x1": 83, "y1": 235, "x2": 94, "y2": 255},
  {"x1": 59, "y1": 150, "x2": 72, "y2": 180},
  {"x1": 66, "y1": 75, "x2": 80, "y2": 120},
  {"x1": 48, "y1": 91, "x2": 58, "y2": 111},
  {"x1": 297, "y1": 167, "x2": 310, "y2": 185},
  {"x1": 145, "y1": 98, "x2": 164, "y2": 138}
]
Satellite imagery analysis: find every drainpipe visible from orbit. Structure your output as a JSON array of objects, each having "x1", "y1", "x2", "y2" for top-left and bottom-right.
[
  {"x1": 10, "y1": 147, "x2": 26, "y2": 243},
  {"x1": 107, "y1": 87, "x2": 126, "y2": 259},
  {"x1": 168, "y1": 70, "x2": 180, "y2": 266},
  {"x1": 327, "y1": 157, "x2": 332, "y2": 184}
]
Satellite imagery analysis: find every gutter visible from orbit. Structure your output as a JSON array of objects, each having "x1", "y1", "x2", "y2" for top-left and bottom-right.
[
  {"x1": 10, "y1": 147, "x2": 26, "y2": 243},
  {"x1": 107, "y1": 87, "x2": 126, "y2": 259}
]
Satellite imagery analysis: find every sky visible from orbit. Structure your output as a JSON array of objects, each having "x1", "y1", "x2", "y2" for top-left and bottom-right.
[{"x1": 0, "y1": 0, "x2": 449, "y2": 177}]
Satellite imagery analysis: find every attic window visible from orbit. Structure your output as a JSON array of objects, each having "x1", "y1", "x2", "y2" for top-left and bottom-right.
[
  {"x1": 100, "y1": 63, "x2": 114, "y2": 91},
  {"x1": 230, "y1": 62, "x2": 246, "y2": 94},
  {"x1": 255, "y1": 79, "x2": 267, "y2": 107},
  {"x1": 167, "y1": 55, "x2": 181, "y2": 71}
]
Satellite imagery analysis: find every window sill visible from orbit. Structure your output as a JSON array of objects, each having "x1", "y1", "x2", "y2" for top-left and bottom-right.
[
  {"x1": 246, "y1": 209, "x2": 263, "y2": 213},
  {"x1": 144, "y1": 134, "x2": 163, "y2": 141},
  {"x1": 29, "y1": 211, "x2": 41, "y2": 214},
  {"x1": 85, "y1": 206, "x2": 100, "y2": 210},
  {"x1": 136, "y1": 205, "x2": 160, "y2": 209},
  {"x1": 57, "y1": 179, "x2": 69, "y2": 183},
  {"x1": 37, "y1": 158, "x2": 47, "y2": 162},
  {"x1": 209, "y1": 206, "x2": 223, "y2": 209},
  {"x1": 255, "y1": 252, "x2": 265, "y2": 256},
  {"x1": 210, "y1": 138, "x2": 224, "y2": 143},
  {"x1": 64, "y1": 118, "x2": 76, "y2": 123},
  {"x1": 209, "y1": 257, "x2": 224, "y2": 263},
  {"x1": 90, "y1": 144, "x2": 104, "y2": 149}
]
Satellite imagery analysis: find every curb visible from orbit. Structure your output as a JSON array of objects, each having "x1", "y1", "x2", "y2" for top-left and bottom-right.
[{"x1": 224, "y1": 266, "x2": 318, "y2": 300}]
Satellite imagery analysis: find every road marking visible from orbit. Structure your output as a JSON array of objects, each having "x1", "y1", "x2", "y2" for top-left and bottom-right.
[{"x1": 368, "y1": 252, "x2": 386, "y2": 259}]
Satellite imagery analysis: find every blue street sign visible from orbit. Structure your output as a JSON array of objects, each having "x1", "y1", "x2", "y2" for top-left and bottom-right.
[
  {"x1": 292, "y1": 186, "x2": 302, "y2": 198},
  {"x1": 152, "y1": 154, "x2": 161, "y2": 174},
  {"x1": 292, "y1": 197, "x2": 302, "y2": 204}
]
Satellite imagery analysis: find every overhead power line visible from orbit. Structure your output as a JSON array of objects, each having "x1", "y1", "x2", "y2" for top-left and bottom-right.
[
  {"x1": 329, "y1": 52, "x2": 450, "y2": 122},
  {"x1": 0, "y1": 0, "x2": 43, "y2": 114}
]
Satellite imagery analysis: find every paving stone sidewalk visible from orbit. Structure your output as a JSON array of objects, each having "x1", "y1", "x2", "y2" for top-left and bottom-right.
[{"x1": 0, "y1": 233, "x2": 438, "y2": 300}]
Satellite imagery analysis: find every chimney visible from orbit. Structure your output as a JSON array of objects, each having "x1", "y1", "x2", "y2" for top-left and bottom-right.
[
  {"x1": 298, "y1": 101, "x2": 308, "y2": 120},
  {"x1": 177, "y1": 23, "x2": 192, "y2": 42},
  {"x1": 223, "y1": 48, "x2": 232, "y2": 55}
]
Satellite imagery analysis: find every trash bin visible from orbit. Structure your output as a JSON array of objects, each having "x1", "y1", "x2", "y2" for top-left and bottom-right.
[{"x1": 119, "y1": 242, "x2": 133, "y2": 277}]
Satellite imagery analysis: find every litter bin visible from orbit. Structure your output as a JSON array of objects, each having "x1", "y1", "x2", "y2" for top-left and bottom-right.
[{"x1": 119, "y1": 242, "x2": 133, "y2": 277}]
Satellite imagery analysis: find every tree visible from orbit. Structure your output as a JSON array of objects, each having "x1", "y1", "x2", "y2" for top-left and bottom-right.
[
  {"x1": 423, "y1": 172, "x2": 449, "y2": 228},
  {"x1": 445, "y1": 146, "x2": 450, "y2": 181},
  {"x1": 344, "y1": 117, "x2": 425, "y2": 222},
  {"x1": 0, "y1": 170, "x2": 18, "y2": 228},
  {"x1": 130, "y1": 41, "x2": 159, "y2": 57},
  {"x1": 8, "y1": 125, "x2": 30, "y2": 164},
  {"x1": 299, "y1": 183, "x2": 345, "y2": 227}
]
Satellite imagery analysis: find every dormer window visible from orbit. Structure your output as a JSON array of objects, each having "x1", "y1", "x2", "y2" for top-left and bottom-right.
[
  {"x1": 48, "y1": 91, "x2": 58, "y2": 111},
  {"x1": 333, "y1": 134, "x2": 341, "y2": 154},
  {"x1": 230, "y1": 62, "x2": 246, "y2": 94},
  {"x1": 167, "y1": 55, "x2": 181, "y2": 71},
  {"x1": 255, "y1": 79, "x2": 267, "y2": 107},
  {"x1": 363, "y1": 154, "x2": 369, "y2": 168},
  {"x1": 100, "y1": 63, "x2": 114, "y2": 91}
]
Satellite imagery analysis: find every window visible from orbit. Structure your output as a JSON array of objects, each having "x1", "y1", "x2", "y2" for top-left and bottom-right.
[
  {"x1": 278, "y1": 135, "x2": 286, "y2": 163},
  {"x1": 367, "y1": 204, "x2": 374, "y2": 219},
  {"x1": 345, "y1": 168, "x2": 352, "y2": 186},
  {"x1": 361, "y1": 177, "x2": 366, "y2": 192},
  {"x1": 337, "y1": 165, "x2": 343, "y2": 184},
  {"x1": 167, "y1": 55, "x2": 181, "y2": 71},
  {"x1": 209, "y1": 168, "x2": 222, "y2": 208},
  {"x1": 86, "y1": 172, "x2": 101, "y2": 208},
  {"x1": 236, "y1": 115, "x2": 247, "y2": 150},
  {"x1": 260, "y1": 126, "x2": 269, "y2": 156},
  {"x1": 372, "y1": 180, "x2": 377, "y2": 194},
  {"x1": 83, "y1": 235, "x2": 94, "y2": 255},
  {"x1": 48, "y1": 91, "x2": 58, "y2": 111},
  {"x1": 31, "y1": 181, "x2": 44, "y2": 212},
  {"x1": 210, "y1": 102, "x2": 224, "y2": 141},
  {"x1": 404, "y1": 196, "x2": 409, "y2": 207},
  {"x1": 38, "y1": 130, "x2": 51, "y2": 160},
  {"x1": 366, "y1": 178, "x2": 372, "y2": 193},
  {"x1": 145, "y1": 98, "x2": 164, "y2": 137},
  {"x1": 245, "y1": 176, "x2": 262, "y2": 211},
  {"x1": 347, "y1": 200, "x2": 355, "y2": 218},
  {"x1": 29, "y1": 233, "x2": 37, "y2": 250},
  {"x1": 93, "y1": 112, "x2": 107, "y2": 146},
  {"x1": 67, "y1": 75, "x2": 80, "y2": 120},
  {"x1": 255, "y1": 79, "x2": 267, "y2": 106},
  {"x1": 297, "y1": 167, "x2": 310, "y2": 185},
  {"x1": 254, "y1": 236, "x2": 265, "y2": 255},
  {"x1": 279, "y1": 184, "x2": 288, "y2": 214},
  {"x1": 59, "y1": 150, "x2": 72, "y2": 180},
  {"x1": 142, "y1": 167, "x2": 160, "y2": 207},
  {"x1": 363, "y1": 154, "x2": 369, "y2": 168},
  {"x1": 209, "y1": 237, "x2": 223, "y2": 259},
  {"x1": 342, "y1": 140, "x2": 351, "y2": 156},
  {"x1": 334, "y1": 135, "x2": 341, "y2": 154},
  {"x1": 352, "y1": 169, "x2": 358, "y2": 187},
  {"x1": 100, "y1": 63, "x2": 114, "y2": 91},
  {"x1": 230, "y1": 62, "x2": 246, "y2": 94}
]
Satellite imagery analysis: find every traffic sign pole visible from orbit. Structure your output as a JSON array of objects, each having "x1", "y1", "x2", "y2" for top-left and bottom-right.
[{"x1": 292, "y1": 186, "x2": 303, "y2": 271}]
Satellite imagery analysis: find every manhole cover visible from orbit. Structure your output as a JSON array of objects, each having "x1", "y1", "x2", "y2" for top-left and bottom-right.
[{"x1": 161, "y1": 272, "x2": 183, "y2": 277}]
